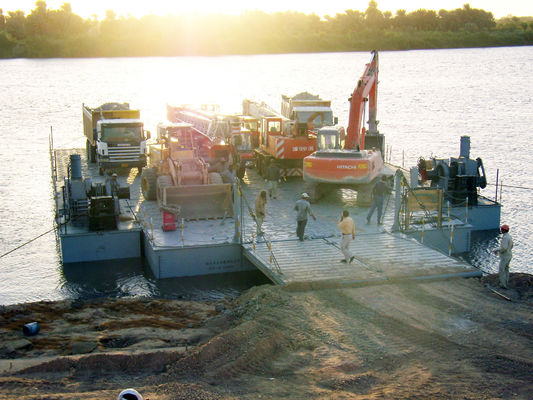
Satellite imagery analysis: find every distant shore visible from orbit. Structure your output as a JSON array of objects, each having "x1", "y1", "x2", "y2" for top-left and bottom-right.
[{"x1": 1, "y1": 4, "x2": 532, "y2": 58}]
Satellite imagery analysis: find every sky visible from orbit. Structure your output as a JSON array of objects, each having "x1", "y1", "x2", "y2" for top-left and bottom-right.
[{"x1": 1, "y1": 0, "x2": 532, "y2": 19}]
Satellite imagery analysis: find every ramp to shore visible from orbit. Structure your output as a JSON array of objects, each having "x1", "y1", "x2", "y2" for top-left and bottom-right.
[{"x1": 243, "y1": 232, "x2": 479, "y2": 285}]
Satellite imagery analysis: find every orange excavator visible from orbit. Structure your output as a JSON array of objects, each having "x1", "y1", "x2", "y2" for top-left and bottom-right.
[{"x1": 302, "y1": 50, "x2": 385, "y2": 204}]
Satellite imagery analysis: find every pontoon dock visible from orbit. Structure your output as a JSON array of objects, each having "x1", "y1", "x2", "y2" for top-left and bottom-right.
[{"x1": 53, "y1": 149, "x2": 481, "y2": 285}]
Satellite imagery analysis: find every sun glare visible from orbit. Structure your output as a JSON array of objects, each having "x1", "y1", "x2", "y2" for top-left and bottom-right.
[{"x1": 1, "y1": 0, "x2": 532, "y2": 20}]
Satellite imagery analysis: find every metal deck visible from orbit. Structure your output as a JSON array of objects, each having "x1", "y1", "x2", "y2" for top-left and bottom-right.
[
  {"x1": 54, "y1": 148, "x2": 481, "y2": 283},
  {"x1": 243, "y1": 233, "x2": 478, "y2": 285}
]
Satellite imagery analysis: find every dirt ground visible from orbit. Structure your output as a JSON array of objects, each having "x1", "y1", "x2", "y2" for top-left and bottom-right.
[{"x1": 1, "y1": 273, "x2": 532, "y2": 400}]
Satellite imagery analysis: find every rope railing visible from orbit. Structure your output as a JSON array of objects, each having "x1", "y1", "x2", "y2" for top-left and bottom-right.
[{"x1": 237, "y1": 181, "x2": 283, "y2": 276}]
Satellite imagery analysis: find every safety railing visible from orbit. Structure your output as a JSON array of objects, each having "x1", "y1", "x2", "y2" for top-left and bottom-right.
[{"x1": 237, "y1": 180, "x2": 283, "y2": 276}]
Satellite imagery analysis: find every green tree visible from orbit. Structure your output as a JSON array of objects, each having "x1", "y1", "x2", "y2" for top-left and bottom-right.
[
  {"x1": 325, "y1": 9, "x2": 365, "y2": 33},
  {"x1": 392, "y1": 9, "x2": 407, "y2": 30},
  {"x1": 406, "y1": 9, "x2": 438, "y2": 31},
  {"x1": 26, "y1": 1, "x2": 49, "y2": 36},
  {"x1": 5, "y1": 10, "x2": 26, "y2": 40},
  {"x1": 48, "y1": 3, "x2": 87, "y2": 38},
  {"x1": 365, "y1": 1, "x2": 385, "y2": 30},
  {"x1": 0, "y1": 8, "x2": 6, "y2": 30}
]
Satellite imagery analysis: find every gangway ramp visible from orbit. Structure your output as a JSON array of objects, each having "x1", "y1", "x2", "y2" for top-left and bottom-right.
[{"x1": 243, "y1": 232, "x2": 480, "y2": 286}]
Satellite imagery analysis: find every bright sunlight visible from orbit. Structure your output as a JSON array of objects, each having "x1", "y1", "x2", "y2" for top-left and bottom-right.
[{"x1": 2, "y1": 0, "x2": 533, "y2": 19}]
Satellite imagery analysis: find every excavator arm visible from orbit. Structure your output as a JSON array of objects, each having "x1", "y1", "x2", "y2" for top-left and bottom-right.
[{"x1": 345, "y1": 51, "x2": 379, "y2": 150}]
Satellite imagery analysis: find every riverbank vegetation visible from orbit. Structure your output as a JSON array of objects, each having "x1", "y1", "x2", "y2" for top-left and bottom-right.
[{"x1": 1, "y1": 1, "x2": 532, "y2": 58}]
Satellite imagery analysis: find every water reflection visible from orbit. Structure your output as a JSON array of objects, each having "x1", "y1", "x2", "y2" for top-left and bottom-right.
[
  {"x1": 59, "y1": 258, "x2": 271, "y2": 302},
  {"x1": 466, "y1": 230, "x2": 501, "y2": 274}
]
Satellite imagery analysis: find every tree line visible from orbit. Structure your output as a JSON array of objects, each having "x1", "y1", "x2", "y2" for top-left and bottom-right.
[{"x1": 1, "y1": 1, "x2": 532, "y2": 58}]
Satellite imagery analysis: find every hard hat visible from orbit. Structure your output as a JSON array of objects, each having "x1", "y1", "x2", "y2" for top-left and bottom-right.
[
  {"x1": 117, "y1": 389, "x2": 143, "y2": 400},
  {"x1": 112, "y1": 173, "x2": 118, "y2": 177},
  {"x1": 301, "y1": 193, "x2": 309, "y2": 198},
  {"x1": 500, "y1": 224, "x2": 509, "y2": 233}
]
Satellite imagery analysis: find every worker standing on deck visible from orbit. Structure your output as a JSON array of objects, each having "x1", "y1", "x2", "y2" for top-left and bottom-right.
[
  {"x1": 494, "y1": 224, "x2": 513, "y2": 289},
  {"x1": 255, "y1": 190, "x2": 267, "y2": 236},
  {"x1": 294, "y1": 193, "x2": 316, "y2": 241},
  {"x1": 108, "y1": 173, "x2": 119, "y2": 196},
  {"x1": 367, "y1": 176, "x2": 391, "y2": 225},
  {"x1": 337, "y1": 210, "x2": 356, "y2": 263},
  {"x1": 266, "y1": 161, "x2": 281, "y2": 199}
]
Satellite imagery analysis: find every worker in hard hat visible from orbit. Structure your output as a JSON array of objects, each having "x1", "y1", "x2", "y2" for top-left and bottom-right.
[
  {"x1": 294, "y1": 193, "x2": 316, "y2": 241},
  {"x1": 109, "y1": 172, "x2": 119, "y2": 196},
  {"x1": 493, "y1": 224, "x2": 513, "y2": 289}
]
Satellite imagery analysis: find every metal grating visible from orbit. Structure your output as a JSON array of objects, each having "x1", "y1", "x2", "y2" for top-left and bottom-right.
[{"x1": 243, "y1": 232, "x2": 477, "y2": 285}]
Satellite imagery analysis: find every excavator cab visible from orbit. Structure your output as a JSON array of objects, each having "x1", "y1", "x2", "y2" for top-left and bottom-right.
[{"x1": 316, "y1": 127, "x2": 344, "y2": 151}]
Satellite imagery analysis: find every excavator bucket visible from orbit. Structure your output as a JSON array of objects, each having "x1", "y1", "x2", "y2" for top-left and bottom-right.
[{"x1": 160, "y1": 183, "x2": 233, "y2": 220}]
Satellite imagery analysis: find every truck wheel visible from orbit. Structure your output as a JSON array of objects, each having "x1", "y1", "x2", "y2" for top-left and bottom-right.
[
  {"x1": 141, "y1": 167, "x2": 157, "y2": 200},
  {"x1": 86, "y1": 140, "x2": 96, "y2": 163},
  {"x1": 156, "y1": 175, "x2": 173, "y2": 203},
  {"x1": 208, "y1": 172, "x2": 223, "y2": 184}
]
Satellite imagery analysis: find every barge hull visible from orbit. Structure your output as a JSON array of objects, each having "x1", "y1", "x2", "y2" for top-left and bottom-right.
[{"x1": 60, "y1": 229, "x2": 142, "y2": 263}]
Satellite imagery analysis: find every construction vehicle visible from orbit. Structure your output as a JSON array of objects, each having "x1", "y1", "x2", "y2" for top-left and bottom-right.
[
  {"x1": 167, "y1": 104, "x2": 254, "y2": 179},
  {"x1": 303, "y1": 51, "x2": 385, "y2": 204},
  {"x1": 83, "y1": 103, "x2": 150, "y2": 175},
  {"x1": 242, "y1": 99, "x2": 316, "y2": 177},
  {"x1": 281, "y1": 92, "x2": 337, "y2": 131},
  {"x1": 140, "y1": 122, "x2": 233, "y2": 220},
  {"x1": 238, "y1": 114, "x2": 261, "y2": 163}
]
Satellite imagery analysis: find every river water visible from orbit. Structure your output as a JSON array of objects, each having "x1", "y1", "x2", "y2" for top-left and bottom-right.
[{"x1": 1, "y1": 47, "x2": 532, "y2": 305}]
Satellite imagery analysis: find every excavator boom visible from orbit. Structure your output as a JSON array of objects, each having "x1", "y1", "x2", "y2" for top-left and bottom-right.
[
  {"x1": 302, "y1": 51, "x2": 385, "y2": 203},
  {"x1": 345, "y1": 51, "x2": 378, "y2": 150}
]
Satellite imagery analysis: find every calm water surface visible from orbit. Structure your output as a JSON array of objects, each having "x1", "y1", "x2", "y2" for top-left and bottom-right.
[{"x1": 1, "y1": 47, "x2": 532, "y2": 305}]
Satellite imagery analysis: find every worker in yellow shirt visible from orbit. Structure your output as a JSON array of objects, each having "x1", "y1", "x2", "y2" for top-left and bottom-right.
[{"x1": 337, "y1": 210, "x2": 356, "y2": 263}]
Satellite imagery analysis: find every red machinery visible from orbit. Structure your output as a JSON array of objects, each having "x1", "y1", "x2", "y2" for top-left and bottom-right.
[
  {"x1": 167, "y1": 104, "x2": 255, "y2": 178},
  {"x1": 242, "y1": 99, "x2": 317, "y2": 178},
  {"x1": 302, "y1": 51, "x2": 385, "y2": 203}
]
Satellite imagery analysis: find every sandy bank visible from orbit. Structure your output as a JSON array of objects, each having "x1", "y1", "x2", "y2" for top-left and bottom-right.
[{"x1": 1, "y1": 274, "x2": 532, "y2": 399}]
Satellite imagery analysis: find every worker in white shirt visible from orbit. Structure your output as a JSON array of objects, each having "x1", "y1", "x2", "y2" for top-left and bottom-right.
[{"x1": 494, "y1": 224, "x2": 513, "y2": 289}]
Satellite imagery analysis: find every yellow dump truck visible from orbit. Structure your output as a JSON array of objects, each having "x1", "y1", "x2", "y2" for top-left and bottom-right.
[
  {"x1": 83, "y1": 103, "x2": 150, "y2": 175},
  {"x1": 141, "y1": 122, "x2": 233, "y2": 220}
]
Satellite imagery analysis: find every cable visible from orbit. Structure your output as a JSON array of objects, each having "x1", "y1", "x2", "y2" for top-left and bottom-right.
[
  {"x1": 0, "y1": 228, "x2": 55, "y2": 259},
  {"x1": 485, "y1": 182, "x2": 533, "y2": 191}
]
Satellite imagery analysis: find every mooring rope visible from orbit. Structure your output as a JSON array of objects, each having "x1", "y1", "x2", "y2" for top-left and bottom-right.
[
  {"x1": 0, "y1": 228, "x2": 55, "y2": 259},
  {"x1": 485, "y1": 182, "x2": 533, "y2": 191}
]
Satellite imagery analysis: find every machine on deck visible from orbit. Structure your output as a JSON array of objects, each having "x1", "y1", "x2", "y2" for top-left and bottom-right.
[
  {"x1": 59, "y1": 154, "x2": 130, "y2": 231},
  {"x1": 303, "y1": 51, "x2": 386, "y2": 204}
]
